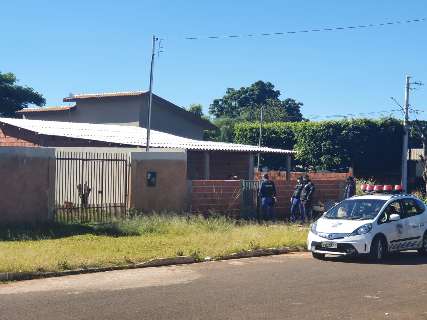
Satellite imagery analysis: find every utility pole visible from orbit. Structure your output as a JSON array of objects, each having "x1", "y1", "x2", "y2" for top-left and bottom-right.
[
  {"x1": 146, "y1": 35, "x2": 158, "y2": 152},
  {"x1": 401, "y1": 75, "x2": 411, "y2": 191},
  {"x1": 257, "y1": 105, "x2": 264, "y2": 170}
]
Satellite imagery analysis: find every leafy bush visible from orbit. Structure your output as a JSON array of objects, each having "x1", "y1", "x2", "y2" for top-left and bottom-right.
[{"x1": 234, "y1": 118, "x2": 403, "y2": 175}]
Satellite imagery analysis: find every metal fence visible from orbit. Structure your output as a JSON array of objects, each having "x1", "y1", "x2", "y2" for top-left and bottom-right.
[
  {"x1": 54, "y1": 151, "x2": 130, "y2": 223},
  {"x1": 240, "y1": 180, "x2": 260, "y2": 220}
]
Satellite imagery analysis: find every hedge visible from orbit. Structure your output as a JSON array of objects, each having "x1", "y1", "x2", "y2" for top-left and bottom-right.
[{"x1": 234, "y1": 118, "x2": 404, "y2": 175}]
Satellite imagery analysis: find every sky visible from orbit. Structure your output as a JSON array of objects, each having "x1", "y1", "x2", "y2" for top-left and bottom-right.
[{"x1": 1, "y1": 0, "x2": 426, "y2": 120}]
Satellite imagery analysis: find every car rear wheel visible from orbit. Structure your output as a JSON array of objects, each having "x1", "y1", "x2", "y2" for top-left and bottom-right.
[
  {"x1": 312, "y1": 252, "x2": 325, "y2": 260},
  {"x1": 369, "y1": 236, "x2": 387, "y2": 261},
  {"x1": 418, "y1": 232, "x2": 427, "y2": 255}
]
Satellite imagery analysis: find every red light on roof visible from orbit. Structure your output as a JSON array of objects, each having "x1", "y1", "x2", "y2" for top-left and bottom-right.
[
  {"x1": 383, "y1": 185, "x2": 393, "y2": 192},
  {"x1": 360, "y1": 184, "x2": 367, "y2": 191},
  {"x1": 366, "y1": 185, "x2": 374, "y2": 192},
  {"x1": 373, "y1": 185, "x2": 384, "y2": 192},
  {"x1": 394, "y1": 185, "x2": 403, "y2": 192}
]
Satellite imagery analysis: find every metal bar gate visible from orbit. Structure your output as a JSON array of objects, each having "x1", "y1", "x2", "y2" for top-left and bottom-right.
[
  {"x1": 240, "y1": 180, "x2": 260, "y2": 220},
  {"x1": 54, "y1": 151, "x2": 130, "y2": 223}
]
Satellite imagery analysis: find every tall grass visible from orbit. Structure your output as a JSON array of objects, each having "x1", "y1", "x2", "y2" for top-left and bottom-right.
[{"x1": 0, "y1": 215, "x2": 308, "y2": 273}]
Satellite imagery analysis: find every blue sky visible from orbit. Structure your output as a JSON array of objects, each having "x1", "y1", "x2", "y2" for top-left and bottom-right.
[{"x1": 1, "y1": 0, "x2": 426, "y2": 120}]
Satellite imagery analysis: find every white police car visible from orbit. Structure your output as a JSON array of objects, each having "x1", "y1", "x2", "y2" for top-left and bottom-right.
[{"x1": 307, "y1": 184, "x2": 427, "y2": 261}]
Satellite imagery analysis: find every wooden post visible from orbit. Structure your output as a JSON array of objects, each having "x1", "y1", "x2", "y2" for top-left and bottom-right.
[
  {"x1": 248, "y1": 153, "x2": 254, "y2": 180},
  {"x1": 285, "y1": 154, "x2": 292, "y2": 181},
  {"x1": 204, "y1": 151, "x2": 210, "y2": 180}
]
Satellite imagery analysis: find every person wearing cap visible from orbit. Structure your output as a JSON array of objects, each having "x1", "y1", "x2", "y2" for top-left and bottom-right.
[
  {"x1": 258, "y1": 173, "x2": 277, "y2": 221},
  {"x1": 344, "y1": 176, "x2": 356, "y2": 199},
  {"x1": 290, "y1": 176, "x2": 304, "y2": 222},
  {"x1": 300, "y1": 175, "x2": 315, "y2": 223}
]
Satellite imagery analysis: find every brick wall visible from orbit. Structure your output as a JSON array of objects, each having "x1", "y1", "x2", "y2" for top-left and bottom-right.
[
  {"x1": 191, "y1": 173, "x2": 348, "y2": 219},
  {"x1": 0, "y1": 127, "x2": 38, "y2": 147},
  {"x1": 190, "y1": 180, "x2": 241, "y2": 218},
  {"x1": 273, "y1": 179, "x2": 346, "y2": 220}
]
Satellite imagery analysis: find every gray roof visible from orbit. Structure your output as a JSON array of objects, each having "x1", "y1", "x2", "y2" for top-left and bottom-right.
[{"x1": 0, "y1": 118, "x2": 294, "y2": 154}]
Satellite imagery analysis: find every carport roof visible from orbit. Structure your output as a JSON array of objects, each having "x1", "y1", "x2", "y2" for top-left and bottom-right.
[{"x1": 0, "y1": 118, "x2": 294, "y2": 154}]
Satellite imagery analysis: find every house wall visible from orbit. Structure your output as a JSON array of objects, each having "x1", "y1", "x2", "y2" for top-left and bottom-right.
[
  {"x1": 0, "y1": 147, "x2": 55, "y2": 224},
  {"x1": 21, "y1": 95, "x2": 209, "y2": 139},
  {"x1": 21, "y1": 97, "x2": 140, "y2": 126},
  {"x1": 139, "y1": 95, "x2": 207, "y2": 139},
  {"x1": 130, "y1": 151, "x2": 188, "y2": 212}
]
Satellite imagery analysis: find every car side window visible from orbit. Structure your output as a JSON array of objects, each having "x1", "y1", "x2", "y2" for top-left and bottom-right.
[
  {"x1": 401, "y1": 198, "x2": 422, "y2": 218},
  {"x1": 415, "y1": 199, "x2": 426, "y2": 213},
  {"x1": 378, "y1": 201, "x2": 402, "y2": 224}
]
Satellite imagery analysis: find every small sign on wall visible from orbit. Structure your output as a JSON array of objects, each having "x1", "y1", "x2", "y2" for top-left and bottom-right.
[{"x1": 147, "y1": 171, "x2": 157, "y2": 187}]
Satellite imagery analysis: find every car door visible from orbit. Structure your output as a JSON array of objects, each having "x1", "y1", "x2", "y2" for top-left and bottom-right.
[
  {"x1": 400, "y1": 198, "x2": 425, "y2": 248},
  {"x1": 377, "y1": 201, "x2": 407, "y2": 252}
]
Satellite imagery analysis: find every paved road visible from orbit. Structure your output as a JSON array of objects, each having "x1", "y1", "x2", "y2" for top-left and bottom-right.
[{"x1": 1, "y1": 252, "x2": 427, "y2": 320}]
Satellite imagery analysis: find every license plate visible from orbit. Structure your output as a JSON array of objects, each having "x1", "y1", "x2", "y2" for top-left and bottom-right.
[{"x1": 321, "y1": 242, "x2": 337, "y2": 249}]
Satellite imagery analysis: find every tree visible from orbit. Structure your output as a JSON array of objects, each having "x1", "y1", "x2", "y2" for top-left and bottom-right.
[
  {"x1": 410, "y1": 120, "x2": 427, "y2": 193},
  {"x1": 0, "y1": 72, "x2": 45, "y2": 117},
  {"x1": 209, "y1": 81, "x2": 303, "y2": 122},
  {"x1": 187, "y1": 104, "x2": 204, "y2": 118}
]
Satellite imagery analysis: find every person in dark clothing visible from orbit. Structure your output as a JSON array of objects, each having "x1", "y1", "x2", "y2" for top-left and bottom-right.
[
  {"x1": 290, "y1": 177, "x2": 303, "y2": 222},
  {"x1": 344, "y1": 176, "x2": 356, "y2": 199},
  {"x1": 300, "y1": 175, "x2": 315, "y2": 223},
  {"x1": 259, "y1": 173, "x2": 277, "y2": 221}
]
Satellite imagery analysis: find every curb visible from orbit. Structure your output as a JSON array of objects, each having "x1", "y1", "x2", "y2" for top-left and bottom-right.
[{"x1": 0, "y1": 247, "x2": 306, "y2": 282}]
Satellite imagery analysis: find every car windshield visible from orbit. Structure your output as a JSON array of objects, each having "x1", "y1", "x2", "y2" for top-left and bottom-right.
[{"x1": 324, "y1": 199, "x2": 387, "y2": 220}]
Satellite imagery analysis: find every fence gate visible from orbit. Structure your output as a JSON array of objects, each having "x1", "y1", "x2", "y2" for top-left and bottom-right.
[
  {"x1": 54, "y1": 151, "x2": 130, "y2": 223},
  {"x1": 240, "y1": 180, "x2": 260, "y2": 220}
]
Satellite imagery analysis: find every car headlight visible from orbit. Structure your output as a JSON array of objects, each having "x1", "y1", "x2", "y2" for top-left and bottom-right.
[
  {"x1": 351, "y1": 223, "x2": 372, "y2": 236},
  {"x1": 310, "y1": 222, "x2": 318, "y2": 235}
]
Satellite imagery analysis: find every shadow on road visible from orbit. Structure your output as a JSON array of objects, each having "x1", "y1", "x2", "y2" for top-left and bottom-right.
[{"x1": 324, "y1": 251, "x2": 427, "y2": 266}]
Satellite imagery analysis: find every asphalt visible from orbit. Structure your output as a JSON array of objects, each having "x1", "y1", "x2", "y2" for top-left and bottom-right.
[{"x1": 1, "y1": 252, "x2": 427, "y2": 320}]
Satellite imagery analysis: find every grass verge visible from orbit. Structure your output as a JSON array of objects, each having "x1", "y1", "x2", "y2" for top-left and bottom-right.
[{"x1": 0, "y1": 215, "x2": 308, "y2": 273}]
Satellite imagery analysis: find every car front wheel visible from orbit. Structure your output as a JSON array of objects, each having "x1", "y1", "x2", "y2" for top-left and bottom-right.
[
  {"x1": 369, "y1": 236, "x2": 387, "y2": 261},
  {"x1": 418, "y1": 232, "x2": 427, "y2": 256},
  {"x1": 312, "y1": 252, "x2": 325, "y2": 260}
]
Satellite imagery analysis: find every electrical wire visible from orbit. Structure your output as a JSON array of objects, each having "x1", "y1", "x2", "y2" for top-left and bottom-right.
[{"x1": 185, "y1": 18, "x2": 425, "y2": 40}]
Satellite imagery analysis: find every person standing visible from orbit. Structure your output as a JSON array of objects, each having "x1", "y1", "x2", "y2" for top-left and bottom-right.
[
  {"x1": 300, "y1": 175, "x2": 315, "y2": 223},
  {"x1": 344, "y1": 176, "x2": 356, "y2": 199},
  {"x1": 259, "y1": 173, "x2": 277, "y2": 221},
  {"x1": 290, "y1": 177, "x2": 303, "y2": 222}
]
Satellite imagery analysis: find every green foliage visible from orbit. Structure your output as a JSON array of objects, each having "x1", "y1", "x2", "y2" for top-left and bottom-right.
[
  {"x1": 209, "y1": 81, "x2": 303, "y2": 122},
  {"x1": 204, "y1": 117, "x2": 237, "y2": 142},
  {"x1": 187, "y1": 103, "x2": 204, "y2": 118},
  {"x1": 409, "y1": 120, "x2": 427, "y2": 148},
  {"x1": 0, "y1": 71, "x2": 45, "y2": 117},
  {"x1": 234, "y1": 118, "x2": 404, "y2": 173}
]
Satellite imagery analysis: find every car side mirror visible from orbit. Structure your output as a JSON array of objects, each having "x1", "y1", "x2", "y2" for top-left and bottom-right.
[{"x1": 389, "y1": 214, "x2": 400, "y2": 221}]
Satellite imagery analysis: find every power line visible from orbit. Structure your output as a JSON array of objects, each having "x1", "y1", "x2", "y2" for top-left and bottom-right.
[{"x1": 185, "y1": 18, "x2": 425, "y2": 40}]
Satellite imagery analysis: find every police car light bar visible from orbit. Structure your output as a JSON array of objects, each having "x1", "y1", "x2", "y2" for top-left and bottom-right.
[{"x1": 360, "y1": 184, "x2": 403, "y2": 194}]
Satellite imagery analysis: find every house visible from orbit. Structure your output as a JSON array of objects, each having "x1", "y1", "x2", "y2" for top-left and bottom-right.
[
  {"x1": 0, "y1": 118, "x2": 293, "y2": 180},
  {"x1": 17, "y1": 91, "x2": 216, "y2": 140}
]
